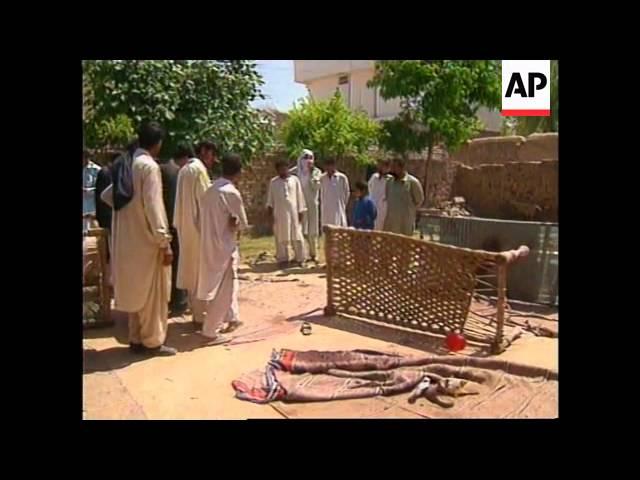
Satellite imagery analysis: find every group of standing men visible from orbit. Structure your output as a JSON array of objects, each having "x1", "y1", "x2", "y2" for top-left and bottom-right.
[
  {"x1": 92, "y1": 121, "x2": 247, "y2": 357},
  {"x1": 267, "y1": 150, "x2": 425, "y2": 268},
  {"x1": 84, "y1": 124, "x2": 425, "y2": 358}
]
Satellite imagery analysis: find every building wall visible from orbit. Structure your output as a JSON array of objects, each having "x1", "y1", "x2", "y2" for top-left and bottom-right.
[
  {"x1": 349, "y1": 69, "x2": 376, "y2": 117},
  {"x1": 476, "y1": 106, "x2": 502, "y2": 132},
  {"x1": 306, "y1": 68, "x2": 403, "y2": 120},
  {"x1": 307, "y1": 75, "x2": 348, "y2": 104},
  {"x1": 449, "y1": 133, "x2": 558, "y2": 166},
  {"x1": 301, "y1": 61, "x2": 500, "y2": 130},
  {"x1": 295, "y1": 60, "x2": 375, "y2": 83}
]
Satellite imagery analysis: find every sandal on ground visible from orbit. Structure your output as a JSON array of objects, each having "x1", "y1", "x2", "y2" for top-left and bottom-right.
[
  {"x1": 199, "y1": 334, "x2": 232, "y2": 346},
  {"x1": 143, "y1": 345, "x2": 177, "y2": 356},
  {"x1": 218, "y1": 321, "x2": 243, "y2": 334}
]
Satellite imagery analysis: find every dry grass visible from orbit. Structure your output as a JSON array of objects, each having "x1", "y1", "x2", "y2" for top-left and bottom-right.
[
  {"x1": 239, "y1": 234, "x2": 326, "y2": 264},
  {"x1": 239, "y1": 229, "x2": 423, "y2": 264}
]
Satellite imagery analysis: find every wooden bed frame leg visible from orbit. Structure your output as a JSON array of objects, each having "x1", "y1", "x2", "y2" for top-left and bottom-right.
[
  {"x1": 324, "y1": 305, "x2": 337, "y2": 317},
  {"x1": 323, "y1": 226, "x2": 336, "y2": 318},
  {"x1": 494, "y1": 264, "x2": 507, "y2": 352}
]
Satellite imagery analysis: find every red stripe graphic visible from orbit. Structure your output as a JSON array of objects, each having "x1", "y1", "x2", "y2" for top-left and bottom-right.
[{"x1": 501, "y1": 109, "x2": 550, "y2": 116}]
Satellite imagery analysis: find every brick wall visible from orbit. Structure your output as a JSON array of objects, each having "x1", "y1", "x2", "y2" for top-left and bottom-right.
[
  {"x1": 449, "y1": 133, "x2": 558, "y2": 165},
  {"x1": 448, "y1": 133, "x2": 558, "y2": 221},
  {"x1": 235, "y1": 151, "x2": 288, "y2": 235}
]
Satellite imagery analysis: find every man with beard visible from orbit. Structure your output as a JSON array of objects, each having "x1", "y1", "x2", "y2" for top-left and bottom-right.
[{"x1": 383, "y1": 158, "x2": 424, "y2": 236}]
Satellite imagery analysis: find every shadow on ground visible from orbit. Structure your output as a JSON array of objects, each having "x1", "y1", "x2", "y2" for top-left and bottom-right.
[
  {"x1": 238, "y1": 262, "x2": 326, "y2": 276},
  {"x1": 287, "y1": 310, "x2": 494, "y2": 357},
  {"x1": 83, "y1": 318, "x2": 234, "y2": 374}
]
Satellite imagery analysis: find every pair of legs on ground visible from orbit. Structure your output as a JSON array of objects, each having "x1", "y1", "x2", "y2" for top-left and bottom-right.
[
  {"x1": 187, "y1": 254, "x2": 240, "y2": 343},
  {"x1": 276, "y1": 234, "x2": 319, "y2": 265},
  {"x1": 128, "y1": 255, "x2": 239, "y2": 353}
]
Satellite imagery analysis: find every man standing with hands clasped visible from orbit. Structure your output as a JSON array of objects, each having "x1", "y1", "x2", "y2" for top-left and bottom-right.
[{"x1": 267, "y1": 159, "x2": 307, "y2": 269}]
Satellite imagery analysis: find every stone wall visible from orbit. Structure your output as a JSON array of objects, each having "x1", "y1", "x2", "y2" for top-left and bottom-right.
[
  {"x1": 449, "y1": 133, "x2": 558, "y2": 165},
  {"x1": 452, "y1": 160, "x2": 558, "y2": 222},
  {"x1": 405, "y1": 145, "x2": 454, "y2": 207},
  {"x1": 235, "y1": 151, "x2": 288, "y2": 235},
  {"x1": 448, "y1": 133, "x2": 558, "y2": 222}
]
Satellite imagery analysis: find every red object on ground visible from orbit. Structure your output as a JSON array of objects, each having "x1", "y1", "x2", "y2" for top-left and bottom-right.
[{"x1": 446, "y1": 333, "x2": 466, "y2": 352}]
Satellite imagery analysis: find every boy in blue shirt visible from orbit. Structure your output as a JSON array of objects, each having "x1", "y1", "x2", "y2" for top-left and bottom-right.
[{"x1": 352, "y1": 180, "x2": 377, "y2": 230}]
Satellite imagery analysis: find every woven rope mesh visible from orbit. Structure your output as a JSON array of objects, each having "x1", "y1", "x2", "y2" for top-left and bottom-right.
[{"x1": 325, "y1": 227, "x2": 494, "y2": 337}]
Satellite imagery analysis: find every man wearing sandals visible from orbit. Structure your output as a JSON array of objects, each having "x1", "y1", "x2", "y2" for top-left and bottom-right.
[{"x1": 196, "y1": 154, "x2": 248, "y2": 344}]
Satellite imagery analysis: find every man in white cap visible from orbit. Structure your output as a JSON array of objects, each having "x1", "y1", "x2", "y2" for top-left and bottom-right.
[{"x1": 290, "y1": 149, "x2": 322, "y2": 263}]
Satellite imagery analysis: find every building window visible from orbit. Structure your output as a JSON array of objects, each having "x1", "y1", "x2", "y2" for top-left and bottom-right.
[{"x1": 336, "y1": 74, "x2": 350, "y2": 107}]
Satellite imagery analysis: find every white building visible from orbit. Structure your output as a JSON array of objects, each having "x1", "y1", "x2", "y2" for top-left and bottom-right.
[{"x1": 294, "y1": 60, "x2": 502, "y2": 133}]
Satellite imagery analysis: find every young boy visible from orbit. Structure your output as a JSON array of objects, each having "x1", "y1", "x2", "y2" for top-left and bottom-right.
[{"x1": 352, "y1": 181, "x2": 377, "y2": 230}]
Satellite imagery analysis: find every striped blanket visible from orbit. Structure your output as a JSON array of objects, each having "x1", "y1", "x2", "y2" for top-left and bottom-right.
[{"x1": 231, "y1": 349, "x2": 558, "y2": 418}]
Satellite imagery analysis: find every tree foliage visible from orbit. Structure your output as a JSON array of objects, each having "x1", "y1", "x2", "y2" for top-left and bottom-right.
[
  {"x1": 368, "y1": 60, "x2": 501, "y2": 204},
  {"x1": 94, "y1": 114, "x2": 135, "y2": 149},
  {"x1": 280, "y1": 92, "x2": 380, "y2": 166},
  {"x1": 83, "y1": 60, "x2": 275, "y2": 161},
  {"x1": 369, "y1": 60, "x2": 501, "y2": 158}
]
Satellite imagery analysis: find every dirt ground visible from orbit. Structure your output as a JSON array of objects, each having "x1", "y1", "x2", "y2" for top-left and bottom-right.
[{"x1": 83, "y1": 256, "x2": 558, "y2": 420}]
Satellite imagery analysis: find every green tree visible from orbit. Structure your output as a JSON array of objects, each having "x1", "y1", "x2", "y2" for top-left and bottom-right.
[
  {"x1": 94, "y1": 114, "x2": 135, "y2": 150},
  {"x1": 280, "y1": 92, "x2": 380, "y2": 166},
  {"x1": 83, "y1": 60, "x2": 275, "y2": 161},
  {"x1": 503, "y1": 60, "x2": 558, "y2": 135},
  {"x1": 368, "y1": 60, "x2": 501, "y2": 202}
]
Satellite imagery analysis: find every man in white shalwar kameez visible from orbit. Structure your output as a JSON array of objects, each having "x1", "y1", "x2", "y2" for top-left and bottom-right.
[
  {"x1": 267, "y1": 159, "x2": 307, "y2": 268},
  {"x1": 173, "y1": 140, "x2": 218, "y2": 326},
  {"x1": 196, "y1": 154, "x2": 248, "y2": 344},
  {"x1": 290, "y1": 149, "x2": 322, "y2": 262},
  {"x1": 100, "y1": 122, "x2": 176, "y2": 356},
  {"x1": 320, "y1": 158, "x2": 350, "y2": 228},
  {"x1": 368, "y1": 158, "x2": 391, "y2": 230}
]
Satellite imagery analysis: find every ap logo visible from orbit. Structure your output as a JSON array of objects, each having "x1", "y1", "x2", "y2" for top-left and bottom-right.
[{"x1": 501, "y1": 60, "x2": 551, "y2": 116}]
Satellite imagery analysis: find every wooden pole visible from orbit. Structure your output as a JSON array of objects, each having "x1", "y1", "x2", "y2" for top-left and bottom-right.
[
  {"x1": 493, "y1": 263, "x2": 507, "y2": 353},
  {"x1": 323, "y1": 226, "x2": 337, "y2": 316}
]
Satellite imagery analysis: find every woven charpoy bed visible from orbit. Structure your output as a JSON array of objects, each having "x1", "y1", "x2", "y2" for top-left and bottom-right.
[
  {"x1": 83, "y1": 228, "x2": 112, "y2": 328},
  {"x1": 232, "y1": 349, "x2": 558, "y2": 418},
  {"x1": 322, "y1": 226, "x2": 531, "y2": 353}
]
